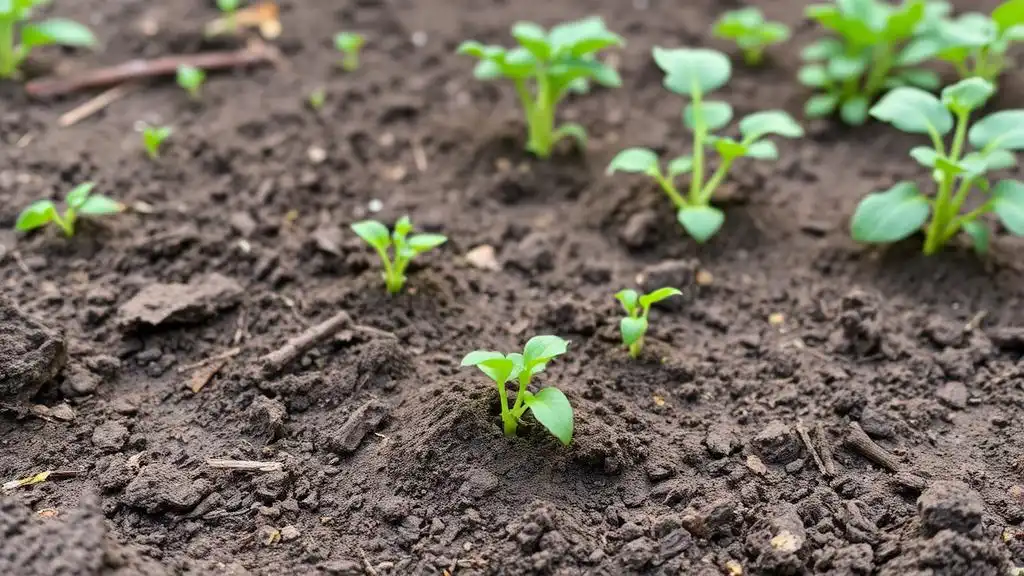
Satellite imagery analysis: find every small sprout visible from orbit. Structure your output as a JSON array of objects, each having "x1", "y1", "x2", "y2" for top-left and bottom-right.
[
  {"x1": 141, "y1": 125, "x2": 172, "y2": 159},
  {"x1": 216, "y1": 0, "x2": 241, "y2": 34},
  {"x1": 334, "y1": 32, "x2": 365, "y2": 71},
  {"x1": 607, "y1": 47, "x2": 803, "y2": 243},
  {"x1": 935, "y1": 0, "x2": 1024, "y2": 84},
  {"x1": 15, "y1": 182, "x2": 123, "y2": 237},
  {"x1": 176, "y1": 65, "x2": 206, "y2": 99},
  {"x1": 615, "y1": 287, "x2": 682, "y2": 358},
  {"x1": 0, "y1": 1, "x2": 97, "y2": 79},
  {"x1": 850, "y1": 77, "x2": 1024, "y2": 255},
  {"x1": 461, "y1": 335, "x2": 573, "y2": 445},
  {"x1": 308, "y1": 87, "x2": 326, "y2": 111},
  {"x1": 713, "y1": 7, "x2": 791, "y2": 66},
  {"x1": 457, "y1": 17, "x2": 624, "y2": 158},
  {"x1": 350, "y1": 216, "x2": 447, "y2": 294}
]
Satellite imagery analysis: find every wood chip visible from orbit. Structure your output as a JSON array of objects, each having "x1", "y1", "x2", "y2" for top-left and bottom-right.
[{"x1": 206, "y1": 459, "x2": 282, "y2": 472}]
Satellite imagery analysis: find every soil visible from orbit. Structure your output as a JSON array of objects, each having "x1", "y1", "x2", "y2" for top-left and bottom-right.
[{"x1": 2, "y1": 0, "x2": 1024, "y2": 574}]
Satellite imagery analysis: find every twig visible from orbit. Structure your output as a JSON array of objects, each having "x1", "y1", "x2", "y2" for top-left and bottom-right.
[
  {"x1": 358, "y1": 548, "x2": 379, "y2": 576},
  {"x1": 815, "y1": 423, "x2": 837, "y2": 477},
  {"x1": 206, "y1": 459, "x2": 282, "y2": 472},
  {"x1": 58, "y1": 84, "x2": 136, "y2": 127},
  {"x1": 187, "y1": 359, "x2": 229, "y2": 393},
  {"x1": 177, "y1": 347, "x2": 243, "y2": 373},
  {"x1": 796, "y1": 421, "x2": 828, "y2": 477},
  {"x1": 964, "y1": 310, "x2": 988, "y2": 333},
  {"x1": 845, "y1": 422, "x2": 901, "y2": 472},
  {"x1": 260, "y1": 311, "x2": 396, "y2": 376}
]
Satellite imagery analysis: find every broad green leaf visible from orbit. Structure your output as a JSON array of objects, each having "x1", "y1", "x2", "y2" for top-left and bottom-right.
[
  {"x1": 962, "y1": 220, "x2": 990, "y2": 255},
  {"x1": 713, "y1": 137, "x2": 747, "y2": 159},
  {"x1": 77, "y1": 195, "x2": 123, "y2": 216},
  {"x1": 407, "y1": 234, "x2": 447, "y2": 252},
  {"x1": 760, "y1": 22, "x2": 791, "y2": 43},
  {"x1": 620, "y1": 316, "x2": 647, "y2": 346},
  {"x1": 472, "y1": 60, "x2": 503, "y2": 80},
  {"x1": 798, "y1": 64, "x2": 828, "y2": 87},
  {"x1": 456, "y1": 40, "x2": 490, "y2": 58},
  {"x1": 909, "y1": 146, "x2": 938, "y2": 167},
  {"x1": 393, "y1": 216, "x2": 412, "y2": 238},
  {"x1": 499, "y1": 48, "x2": 537, "y2": 78},
  {"x1": 939, "y1": 13, "x2": 997, "y2": 48},
  {"x1": 684, "y1": 100, "x2": 733, "y2": 131},
  {"x1": 850, "y1": 181, "x2": 930, "y2": 243},
  {"x1": 941, "y1": 77, "x2": 995, "y2": 112},
  {"x1": 898, "y1": 69, "x2": 941, "y2": 90},
  {"x1": 993, "y1": 0, "x2": 1024, "y2": 32},
  {"x1": 511, "y1": 22, "x2": 550, "y2": 60},
  {"x1": 507, "y1": 353, "x2": 525, "y2": 379},
  {"x1": 639, "y1": 287, "x2": 682, "y2": 308},
  {"x1": 606, "y1": 148, "x2": 660, "y2": 175},
  {"x1": 896, "y1": 37, "x2": 941, "y2": 65},
  {"x1": 992, "y1": 179, "x2": 1024, "y2": 234},
  {"x1": 553, "y1": 123, "x2": 588, "y2": 150},
  {"x1": 1003, "y1": 24, "x2": 1024, "y2": 40},
  {"x1": 64, "y1": 181, "x2": 95, "y2": 209},
  {"x1": 523, "y1": 335, "x2": 569, "y2": 366},
  {"x1": 868, "y1": 88, "x2": 952, "y2": 134},
  {"x1": 934, "y1": 155, "x2": 965, "y2": 175},
  {"x1": 15, "y1": 200, "x2": 57, "y2": 232},
  {"x1": 805, "y1": 4, "x2": 844, "y2": 33},
  {"x1": 667, "y1": 156, "x2": 694, "y2": 178},
  {"x1": 548, "y1": 16, "x2": 623, "y2": 57},
  {"x1": 969, "y1": 110, "x2": 1024, "y2": 150},
  {"x1": 714, "y1": 7, "x2": 765, "y2": 40},
  {"x1": 840, "y1": 96, "x2": 869, "y2": 125},
  {"x1": 805, "y1": 93, "x2": 839, "y2": 118},
  {"x1": 615, "y1": 289, "x2": 639, "y2": 313},
  {"x1": 965, "y1": 149, "x2": 1017, "y2": 172},
  {"x1": 463, "y1": 352, "x2": 516, "y2": 384},
  {"x1": 800, "y1": 38, "x2": 843, "y2": 60},
  {"x1": 351, "y1": 220, "x2": 391, "y2": 250},
  {"x1": 827, "y1": 54, "x2": 867, "y2": 80},
  {"x1": 523, "y1": 387, "x2": 573, "y2": 445},
  {"x1": 653, "y1": 46, "x2": 732, "y2": 94},
  {"x1": 21, "y1": 19, "x2": 96, "y2": 50},
  {"x1": 677, "y1": 205, "x2": 725, "y2": 243},
  {"x1": 745, "y1": 140, "x2": 778, "y2": 160},
  {"x1": 739, "y1": 110, "x2": 803, "y2": 141},
  {"x1": 334, "y1": 32, "x2": 365, "y2": 52},
  {"x1": 883, "y1": 0, "x2": 927, "y2": 41},
  {"x1": 461, "y1": 350, "x2": 504, "y2": 366}
]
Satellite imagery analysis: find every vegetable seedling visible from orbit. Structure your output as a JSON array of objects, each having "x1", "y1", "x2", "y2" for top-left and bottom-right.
[
  {"x1": 141, "y1": 125, "x2": 172, "y2": 159},
  {"x1": 934, "y1": 0, "x2": 1024, "y2": 83},
  {"x1": 176, "y1": 65, "x2": 205, "y2": 99},
  {"x1": 712, "y1": 7, "x2": 791, "y2": 66},
  {"x1": 800, "y1": 0, "x2": 949, "y2": 125},
  {"x1": 0, "y1": 0, "x2": 97, "y2": 79},
  {"x1": 334, "y1": 32, "x2": 364, "y2": 71},
  {"x1": 216, "y1": 0, "x2": 241, "y2": 34},
  {"x1": 850, "y1": 77, "x2": 1024, "y2": 255},
  {"x1": 457, "y1": 17, "x2": 624, "y2": 158},
  {"x1": 607, "y1": 47, "x2": 804, "y2": 243},
  {"x1": 351, "y1": 216, "x2": 447, "y2": 294},
  {"x1": 15, "y1": 182, "x2": 123, "y2": 237},
  {"x1": 615, "y1": 288, "x2": 682, "y2": 358},
  {"x1": 308, "y1": 87, "x2": 326, "y2": 111},
  {"x1": 461, "y1": 335, "x2": 573, "y2": 445}
]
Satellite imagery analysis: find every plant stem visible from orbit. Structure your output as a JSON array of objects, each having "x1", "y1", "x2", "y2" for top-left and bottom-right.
[
  {"x1": 923, "y1": 111, "x2": 969, "y2": 255},
  {"x1": 0, "y1": 19, "x2": 14, "y2": 79},
  {"x1": 655, "y1": 174, "x2": 687, "y2": 209},
  {"x1": 744, "y1": 48, "x2": 763, "y2": 67},
  {"x1": 496, "y1": 381, "x2": 516, "y2": 436},
  {"x1": 688, "y1": 84, "x2": 706, "y2": 204},
  {"x1": 863, "y1": 43, "x2": 893, "y2": 100},
  {"x1": 525, "y1": 74, "x2": 554, "y2": 157},
  {"x1": 699, "y1": 157, "x2": 736, "y2": 204},
  {"x1": 373, "y1": 247, "x2": 399, "y2": 293},
  {"x1": 628, "y1": 339, "x2": 642, "y2": 359}
]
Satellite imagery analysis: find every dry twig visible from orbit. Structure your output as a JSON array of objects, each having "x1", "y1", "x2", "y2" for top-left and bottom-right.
[
  {"x1": 260, "y1": 310, "x2": 396, "y2": 376},
  {"x1": 796, "y1": 421, "x2": 828, "y2": 477},
  {"x1": 845, "y1": 422, "x2": 901, "y2": 472},
  {"x1": 815, "y1": 423, "x2": 837, "y2": 477},
  {"x1": 206, "y1": 459, "x2": 282, "y2": 472},
  {"x1": 58, "y1": 84, "x2": 136, "y2": 127}
]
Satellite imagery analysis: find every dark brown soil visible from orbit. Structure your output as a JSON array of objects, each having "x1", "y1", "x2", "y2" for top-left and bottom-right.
[{"x1": 3, "y1": 0, "x2": 1024, "y2": 574}]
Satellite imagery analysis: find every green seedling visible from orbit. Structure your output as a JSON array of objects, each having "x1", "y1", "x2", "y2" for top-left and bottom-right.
[
  {"x1": 15, "y1": 182, "x2": 123, "y2": 237},
  {"x1": 308, "y1": 87, "x2": 326, "y2": 111},
  {"x1": 0, "y1": 0, "x2": 96, "y2": 79},
  {"x1": 712, "y1": 7, "x2": 791, "y2": 66},
  {"x1": 934, "y1": 0, "x2": 1024, "y2": 83},
  {"x1": 141, "y1": 125, "x2": 171, "y2": 159},
  {"x1": 850, "y1": 77, "x2": 1024, "y2": 255},
  {"x1": 457, "y1": 17, "x2": 624, "y2": 158},
  {"x1": 800, "y1": 0, "x2": 949, "y2": 125},
  {"x1": 334, "y1": 32, "x2": 364, "y2": 71},
  {"x1": 461, "y1": 335, "x2": 573, "y2": 445},
  {"x1": 615, "y1": 288, "x2": 681, "y2": 359},
  {"x1": 216, "y1": 0, "x2": 241, "y2": 34},
  {"x1": 607, "y1": 47, "x2": 803, "y2": 243},
  {"x1": 351, "y1": 216, "x2": 447, "y2": 294},
  {"x1": 176, "y1": 65, "x2": 205, "y2": 99}
]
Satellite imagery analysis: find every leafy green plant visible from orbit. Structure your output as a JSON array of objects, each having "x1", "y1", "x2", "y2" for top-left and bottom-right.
[
  {"x1": 15, "y1": 182, "x2": 123, "y2": 237},
  {"x1": 934, "y1": 0, "x2": 1024, "y2": 83},
  {"x1": 216, "y1": 0, "x2": 241, "y2": 34},
  {"x1": 800, "y1": 0, "x2": 948, "y2": 125},
  {"x1": 141, "y1": 125, "x2": 171, "y2": 159},
  {"x1": 606, "y1": 47, "x2": 804, "y2": 243},
  {"x1": 615, "y1": 288, "x2": 681, "y2": 358},
  {"x1": 351, "y1": 216, "x2": 447, "y2": 294},
  {"x1": 850, "y1": 77, "x2": 1024, "y2": 255},
  {"x1": 334, "y1": 32, "x2": 364, "y2": 71},
  {"x1": 176, "y1": 65, "x2": 205, "y2": 99},
  {"x1": 0, "y1": 0, "x2": 97, "y2": 79},
  {"x1": 712, "y1": 7, "x2": 791, "y2": 66},
  {"x1": 456, "y1": 17, "x2": 624, "y2": 158},
  {"x1": 461, "y1": 335, "x2": 573, "y2": 445}
]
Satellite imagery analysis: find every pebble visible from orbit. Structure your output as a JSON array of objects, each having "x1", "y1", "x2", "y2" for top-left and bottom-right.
[
  {"x1": 935, "y1": 381, "x2": 968, "y2": 410},
  {"x1": 92, "y1": 421, "x2": 129, "y2": 452}
]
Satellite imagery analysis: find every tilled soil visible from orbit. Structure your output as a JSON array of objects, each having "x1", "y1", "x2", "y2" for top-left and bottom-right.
[{"x1": 2, "y1": 0, "x2": 1024, "y2": 574}]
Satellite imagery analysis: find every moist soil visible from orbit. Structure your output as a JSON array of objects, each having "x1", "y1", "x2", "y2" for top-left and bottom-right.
[{"x1": 2, "y1": 0, "x2": 1024, "y2": 574}]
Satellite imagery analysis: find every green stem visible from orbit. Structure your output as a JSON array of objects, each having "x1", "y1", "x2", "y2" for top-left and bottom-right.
[
  {"x1": 699, "y1": 157, "x2": 736, "y2": 205},
  {"x1": 0, "y1": 19, "x2": 14, "y2": 79},
  {"x1": 497, "y1": 381, "x2": 516, "y2": 436},
  {"x1": 628, "y1": 340, "x2": 642, "y2": 359},
  {"x1": 947, "y1": 197, "x2": 996, "y2": 241},
  {"x1": 654, "y1": 173, "x2": 687, "y2": 209},
  {"x1": 373, "y1": 246, "x2": 399, "y2": 293},
  {"x1": 863, "y1": 44, "x2": 893, "y2": 99},
  {"x1": 53, "y1": 211, "x2": 74, "y2": 237},
  {"x1": 923, "y1": 111, "x2": 969, "y2": 255},
  {"x1": 524, "y1": 74, "x2": 554, "y2": 158},
  {"x1": 689, "y1": 85, "x2": 706, "y2": 204},
  {"x1": 744, "y1": 48, "x2": 763, "y2": 67}
]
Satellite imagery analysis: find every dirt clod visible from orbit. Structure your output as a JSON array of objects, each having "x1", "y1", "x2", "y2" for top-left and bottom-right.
[
  {"x1": 117, "y1": 273, "x2": 243, "y2": 332},
  {"x1": 323, "y1": 400, "x2": 389, "y2": 455},
  {"x1": 752, "y1": 420, "x2": 801, "y2": 464},
  {"x1": 918, "y1": 481, "x2": 984, "y2": 537},
  {"x1": 0, "y1": 296, "x2": 67, "y2": 402}
]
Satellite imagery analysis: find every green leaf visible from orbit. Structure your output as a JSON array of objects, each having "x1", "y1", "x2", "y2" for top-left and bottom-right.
[
  {"x1": 966, "y1": 149, "x2": 1017, "y2": 172},
  {"x1": 677, "y1": 206, "x2": 725, "y2": 243},
  {"x1": 713, "y1": 137, "x2": 748, "y2": 159},
  {"x1": 800, "y1": 38, "x2": 843, "y2": 60},
  {"x1": 827, "y1": 54, "x2": 867, "y2": 80},
  {"x1": 457, "y1": 40, "x2": 494, "y2": 59},
  {"x1": 472, "y1": 60, "x2": 503, "y2": 80},
  {"x1": 653, "y1": 46, "x2": 732, "y2": 94},
  {"x1": 896, "y1": 37, "x2": 941, "y2": 65},
  {"x1": 407, "y1": 234, "x2": 447, "y2": 252},
  {"x1": 850, "y1": 182, "x2": 930, "y2": 243},
  {"x1": 883, "y1": 0, "x2": 926, "y2": 41},
  {"x1": 898, "y1": 69, "x2": 941, "y2": 90},
  {"x1": 511, "y1": 21, "x2": 550, "y2": 60},
  {"x1": 607, "y1": 148, "x2": 660, "y2": 175},
  {"x1": 684, "y1": 100, "x2": 733, "y2": 131},
  {"x1": 798, "y1": 64, "x2": 829, "y2": 87},
  {"x1": 839, "y1": 96, "x2": 869, "y2": 126},
  {"x1": 909, "y1": 146, "x2": 938, "y2": 167},
  {"x1": 620, "y1": 316, "x2": 647, "y2": 346},
  {"x1": 77, "y1": 195, "x2": 122, "y2": 216},
  {"x1": 805, "y1": 93, "x2": 839, "y2": 118},
  {"x1": 745, "y1": 140, "x2": 778, "y2": 160},
  {"x1": 15, "y1": 200, "x2": 57, "y2": 232},
  {"x1": 462, "y1": 352, "x2": 516, "y2": 384},
  {"x1": 20, "y1": 19, "x2": 96, "y2": 50},
  {"x1": 939, "y1": 13, "x2": 997, "y2": 48},
  {"x1": 994, "y1": 0, "x2": 1024, "y2": 32},
  {"x1": 739, "y1": 110, "x2": 804, "y2": 141},
  {"x1": 992, "y1": 179, "x2": 1024, "y2": 234},
  {"x1": 64, "y1": 181, "x2": 95, "y2": 209},
  {"x1": 351, "y1": 220, "x2": 391, "y2": 250},
  {"x1": 714, "y1": 7, "x2": 765, "y2": 40},
  {"x1": 461, "y1": 350, "x2": 504, "y2": 366},
  {"x1": 548, "y1": 16, "x2": 623, "y2": 57},
  {"x1": 941, "y1": 77, "x2": 995, "y2": 112},
  {"x1": 553, "y1": 123, "x2": 588, "y2": 150},
  {"x1": 962, "y1": 221, "x2": 990, "y2": 255},
  {"x1": 334, "y1": 32, "x2": 365, "y2": 53},
  {"x1": 969, "y1": 110, "x2": 1024, "y2": 150},
  {"x1": 615, "y1": 289, "x2": 639, "y2": 314},
  {"x1": 760, "y1": 22, "x2": 791, "y2": 44},
  {"x1": 639, "y1": 287, "x2": 682, "y2": 308},
  {"x1": 868, "y1": 87, "x2": 952, "y2": 134},
  {"x1": 667, "y1": 156, "x2": 694, "y2": 178},
  {"x1": 499, "y1": 48, "x2": 537, "y2": 78},
  {"x1": 934, "y1": 155, "x2": 965, "y2": 175},
  {"x1": 522, "y1": 335, "x2": 569, "y2": 366},
  {"x1": 523, "y1": 387, "x2": 573, "y2": 445}
]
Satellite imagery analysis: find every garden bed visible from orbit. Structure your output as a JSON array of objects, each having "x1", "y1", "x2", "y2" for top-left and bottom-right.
[{"x1": 2, "y1": 0, "x2": 1024, "y2": 574}]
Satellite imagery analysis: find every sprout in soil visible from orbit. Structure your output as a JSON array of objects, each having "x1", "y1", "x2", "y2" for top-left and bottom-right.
[
  {"x1": 934, "y1": 0, "x2": 1024, "y2": 84},
  {"x1": 615, "y1": 287, "x2": 681, "y2": 359},
  {"x1": 0, "y1": 0, "x2": 97, "y2": 79},
  {"x1": 456, "y1": 16, "x2": 624, "y2": 158},
  {"x1": 712, "y1": 7, "x2": 791, "y2": 66},
  {"x1": 216, "y1": 0, "x2": 241, "y2": 34},
  {"x1": 607, "y1": 47, "x2": 804, "y2": 243},
  {"x1": 850, "y1": 77, "x2": 1024, "y2": 255},
  {"x1": 15, "y1": 182, "x2": 123, "y2": 237},
  {"x1": 799, "y1": 0, "x2": 949, "y2": 125},
  {"x1": 351, "y1": 216, "x2": 447, "y2": 294},
  {"x1": 176, "y1": 65, "x2": 205, "y2": 100},
  {"x1": 461, "y1": 335, "x2": 573, "y2": 445},
  {"x1": 308, "y1": 87, "x2": 326, "y2": 111},
  {"x1": 141, "y1": 125, "x2": 172, "y2": 159},
  {"x1": 334, "y1": 32, "x2": 365, "y2": 71}
]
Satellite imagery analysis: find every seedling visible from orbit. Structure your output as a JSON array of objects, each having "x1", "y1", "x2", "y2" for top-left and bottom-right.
[
  {"x1": 15, "y1": 182, "x2": 123, "y2": 237},
  {"x1": 615, "y1": 288, "x2": 681, "y2": 358},
  {"x1": 216, "y1": 0, "x2": 241, "y2": 34},
  {"x1": 850, "y1": 77, "x2": 1024, "y2": 255},
  {"x1": 334, "y1": 32, "x2": 364, "y2": 71},
  {"x1": 800, "y1": 0, "x2": 948, "y2": 125},
  {"x1": 0, "y1": 0, "x2": 97, "y2": 79},
  {"x1": 607, "y1": 47, "x2": 803, "y2": 243},
  {"x1": 141, "y1": 125, "x2": 171, "y2": 159},
  {"x1": 461, "y1": 335, "x2": 573, "y2": 445},
  {"x1": 457, "y1": 17, "x2": 624, "y2": 158},
  {"x1": 308, "y1": 87, "x2": 326, "y2": 111},
  {"x1": 176, "y1": 65, "x2": 205, "y2": 99},
  {"x1": 712, "y1": 7, "x2": 791, "y2": 66},
  {"x1": 935, "y1": 0, "x2": 1024, "y2": 83},
  {"x1": 351, "y1": 216, "x2": 447, "y2": 294}
]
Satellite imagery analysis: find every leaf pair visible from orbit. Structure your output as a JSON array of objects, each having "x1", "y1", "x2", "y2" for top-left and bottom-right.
[
  {"x1": 615, "y1": 288, "x2": 681, "y2": 358},
  {"x1": 0, "y1": 1, "x2": 96, "y2": 79},
  {"x1": 335, "y1": 32, "x2": 365, "y2": 71},
  {"x1": 713, "y1": 7, "x2": 791, "y2": 66},
  {"x1": 176, "y1": 65, "x2": 206, "y2": 100},
  {"x1": 15, "y1": 182, "x2": 123, "y2": 237},
  {"x1": 935, "y1": 0, "x2": 1024, "y2": 82},
  {"x1": 142, "y1": 125, "x2": 172, "y2": 160},
  {"x1": 351, "y1": 216, "x2": 447, "y2": 294}
]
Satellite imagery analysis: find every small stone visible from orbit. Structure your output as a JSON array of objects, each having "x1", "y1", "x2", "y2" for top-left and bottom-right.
[
  {"x1": 918, "y1": 480, "x2": 983, "y2": 536},
  {"x1": 465, "y1": 245, "x2": 500, "y2": 271},
  {"x1": 704, "y1": 423, "x2": 740, "y2": 458},
  {"x1": 280, "y1": 525, "x2": 300, "y2": 541},
  {"x1": 459, "y1": 469, "x2": 499, "y2": 499},
  {"x1": 746, "y1": 454, "x2": 768, "y2": 475},
  {"x1": 768, "y1": 313, "x2": 785, "y2": 326},
  {"x1": 751, "y1": 421, "x2": 801, "y2": 464},
  {"x1": 311, "y1": 224, "x2": 344, "y2": 256},
  {"x1": 60, "y1": 363, "x2": 100, "y2": 397},
  {"x1": 229, "y1": 213, "x2": 257, "y2": 238},
  {"x1": 935, "y1": 381, "x2": 968, "y2": 410},
  {"x1": 505, "y1": 232, "x2": 554, "y2": 273},
  {"x1": 307, "y1": 146, "x2": 327, "y2": 164},
  {"x1": 695, "y1": 270, "x2": 714, "y2": 286},
  {"x1": 784, "y1": 459, "x2": 805, "y2": 474},
  {"x1": 49, "y1": 403, "x2": 75, "y2": 421},
  {"x1": 619, "y1": 210, "x2": 658, "y2": 249},
  {"x1": 245, "y1": 396, "x2": 287, "y2": 445},
  {"x1": 92, "y1": 421, "x2": 129, "y2": 452},
  {"x1": 638, "y1": 260, "x2": 698, "y2": 311},
  {"x1": 324, "y1": 400, "x2": 389, "y2": 455}
]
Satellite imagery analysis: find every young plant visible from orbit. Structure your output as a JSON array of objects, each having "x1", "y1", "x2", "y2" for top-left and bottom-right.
[
  {"x1": 351, "y1": 216, "x2": 447, "y2": 294},
  {"x1": 216, "y1": 0, "x2": 241, "y2": 34},
  {"x1": 457, "y1": 17, "x2": 624, "y2": 158},
  {"x1": 461, "y1": 335, "x2": 573, "y2": 445},
  {"x1": 334, "y1": 32, "x2": 364, "y2": 71},
  {"x1": 615, "y1": 288, "x2": 681, "y2": 358},
  {"x1": 15, "y1": 182, "x2": 123, "y2": 237},
  {"x1": 712, "y1": 7, "x2": 791, "y2": 66},
  {"x1": 800, "y1": 0, "x2": 948, "y2": 125},
  {"x1": 934, "y1": 0, "x2": 1024, "y2": 83},
  {"x1": 606, "y1": 47, "x2": 804, "y2": 243},
  {"x1": 308, "y1": 87, "x2": 326, "y2": 111},
  {"x1": 850, "y1": 77, "x2": 1024, "y2": 255},
  {"x1": 0, "y1": 1, "x2": 97, "y2": 79},
  {"x1": 141, "y1": 125, "x2": 172, "y2": 159},
  {"x1": 176, "y1": 65, "x2": 205, "y2": 99}
]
